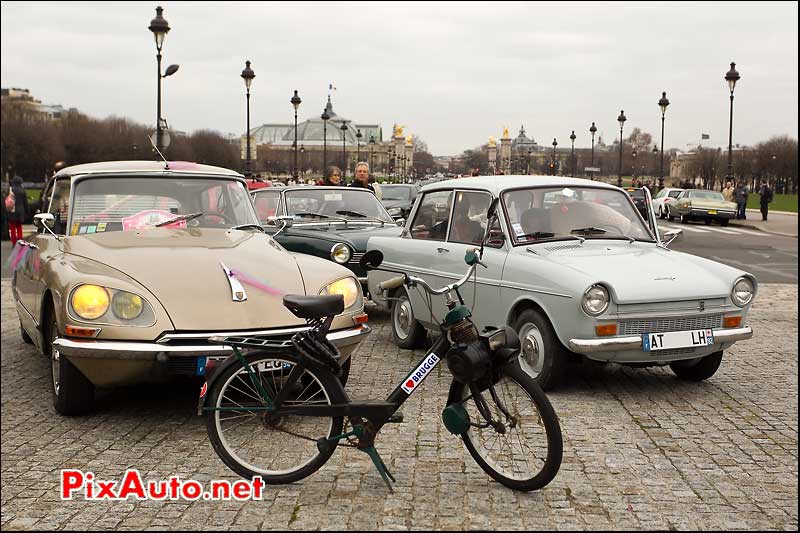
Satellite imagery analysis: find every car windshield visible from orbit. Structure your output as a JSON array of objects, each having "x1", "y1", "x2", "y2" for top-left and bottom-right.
[
  {"x1": 689, "y1": 191, "x2": 725, "y2": 201},
  {"x1": 380, "y1": 185, "x2": 413, "y2": 201},
  {"x1": 502, "y1": 186, "x2": 654, "y2": 245},
  {"x1": 69, "y1": 176, "x2": 259, "y2": 234},
  {"x1": 284, "y1": 188, "x2": 394, "y2": 223}
]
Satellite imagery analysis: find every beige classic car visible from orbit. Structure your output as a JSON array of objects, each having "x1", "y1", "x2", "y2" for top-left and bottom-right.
[{"x1": 12, "y1": 161, "x2": 369, "y2": 415}]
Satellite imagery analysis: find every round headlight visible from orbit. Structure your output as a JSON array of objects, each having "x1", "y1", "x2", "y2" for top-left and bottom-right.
[
  {"x1": 582, "y1": 285, "x2": 609, "y2": 316},
  {"x1": 112, "y1": 291, "x2": 144, "y2": 320},
  {"x1": 322, "y1": 277, "x2": 360, "y2": 309},
  {"x1": 330, "y1": 243, "x2": 351, "y2": 264},
  {"x1": 731, "y1": 277, "x2": 754, "y2": 307},
  {"x1": 71, "y1": 285, "x2": 110, "y2": 320}
]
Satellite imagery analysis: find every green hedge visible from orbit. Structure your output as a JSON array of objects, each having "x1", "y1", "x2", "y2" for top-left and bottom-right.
[{"x1": 746, "y1": 193, "x2": 798, "y2": 213}]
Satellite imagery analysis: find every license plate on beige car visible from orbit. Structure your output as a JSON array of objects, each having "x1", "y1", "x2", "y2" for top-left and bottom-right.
[{"x1": 642, "y1": 329, "x2": 714, "y2": 352}]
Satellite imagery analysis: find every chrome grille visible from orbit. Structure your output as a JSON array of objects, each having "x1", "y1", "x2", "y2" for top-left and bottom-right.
[
  {"x1": 349, "y1": 252, "x2": 365, "y2": 264},
  {"x1": 619, "y1": 314, "x2": 723, "y2": 335}
]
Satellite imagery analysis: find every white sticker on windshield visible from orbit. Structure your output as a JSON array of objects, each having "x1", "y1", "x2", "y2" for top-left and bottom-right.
[
  {"x1": 324, "y1": 194, "x2": 342, "y2": 201},
  {"x1": 561, "y1": 188, "x2": 576, "y2": 198},
  {"x1": 512, "y1": 223, "x2": 525, "y2": 236}
]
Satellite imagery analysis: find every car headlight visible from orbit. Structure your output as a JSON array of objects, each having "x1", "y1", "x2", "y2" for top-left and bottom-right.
[
  {"x1": 731, "y1": 277, "x2": 754, "y2": 307},
  {"x1": 71, "y1": 284, "x2": 110, "y2": 320},
  {"x1": 112, "y1": 291, "x2": 144, "y2": 320},
  {"x1": 581, "y1": 284, "x2": 609, "y2": 316},
  {"x1": 320, "y1": 277, "x2": 361, "y2": 309},
  {"x1": 330, "y1": 243, "x2": 352, "y2": 264}
]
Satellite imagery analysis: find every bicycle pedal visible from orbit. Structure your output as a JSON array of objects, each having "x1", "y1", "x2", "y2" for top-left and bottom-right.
[{"x1": 387, "y1": 410, "x2": 404, "y2": 424}]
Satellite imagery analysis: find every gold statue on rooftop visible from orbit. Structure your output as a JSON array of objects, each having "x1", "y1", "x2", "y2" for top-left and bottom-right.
[
  {"x1": 393, "y1": 124, "x2": 405, "y2": 137},
  {"x1": 405, "y1": 135, "x2": 413, "y2": 146},
  {"x1": 488, "y1": 136, "x2": 496, "y2": 147},
  {"x1": 502, "y1": 126, "x2": 510, "y2": 139}
]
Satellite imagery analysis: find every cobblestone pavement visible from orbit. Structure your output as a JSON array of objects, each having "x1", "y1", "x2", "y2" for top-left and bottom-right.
[{"x1": 1, "y1": 279, "x2": 797, "y2": 530}]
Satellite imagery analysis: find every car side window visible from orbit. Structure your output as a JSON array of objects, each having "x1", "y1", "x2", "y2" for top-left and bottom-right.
[
  {"x1": 668, "y1": 191, "x2": 682, "y2": 198},
  {"x1": 48, "y1": 178, "x2": 71, "y2": 235},
  {"x1": 448, "y1": 191, "x2": 492, "y2": 245},
  {"x1": 410, "y1": 190, "x2": 453, "y2": 241},
  {"x1": 253, "y1": 191, "x2": 281, "y2": 222}
]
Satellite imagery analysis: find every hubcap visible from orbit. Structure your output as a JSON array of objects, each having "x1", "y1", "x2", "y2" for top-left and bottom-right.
[
  {"x1": 518, "y1": 323, "x2": 545, "y2": 378},
  {"x1": 394, "y1": 298, "x2": 412, "y2": 340}
]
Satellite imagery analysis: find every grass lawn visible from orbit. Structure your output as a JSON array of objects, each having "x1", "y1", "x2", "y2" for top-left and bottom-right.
[{"x1": 747, "y1": 193, "x2": 798, "y2": 213}]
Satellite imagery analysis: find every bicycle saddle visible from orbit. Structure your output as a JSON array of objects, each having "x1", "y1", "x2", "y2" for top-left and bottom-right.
[{"x1": 283, "y1": 294, "x2": 344, "y2": 319}]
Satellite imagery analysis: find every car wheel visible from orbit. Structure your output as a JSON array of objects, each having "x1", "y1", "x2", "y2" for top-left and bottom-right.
[
  {"x1": 669, "y1": 351, "x2": 723, "y2": 381},
  {"x1": 512, "y1": 308, "x2": 567, "y2": 390},
  {"x1": 720, "y1": 219, "x2": 730, "y2": 227},
  {"x1": 666, "y1": 207, "x2": 675, "y2": 222},
  {"x1": 680, "y1": 213, "x2": 689, "y2": 224},
  {"x1": 46, "y1": 310, "x2": 94, "y2": 416},
  {"x1": 20, "y1": 320, "x2": 34, "y2": 344},
  {"x1": 391, "y1": 287, "x2": 427, "y2": 349}
]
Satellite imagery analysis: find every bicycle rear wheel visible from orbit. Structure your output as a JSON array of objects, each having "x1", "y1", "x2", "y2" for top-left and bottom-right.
[
  {"x1": 206, "y1": 351, "x2": 345, "y2": 484},
  {"x1": 453, "y1": 360, "x2": 563, "y2": 491}
]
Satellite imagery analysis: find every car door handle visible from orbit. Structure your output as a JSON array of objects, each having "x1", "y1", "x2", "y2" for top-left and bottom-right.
[{"x1": 436, "y1": 247, "x2": 449, "y2": 253}]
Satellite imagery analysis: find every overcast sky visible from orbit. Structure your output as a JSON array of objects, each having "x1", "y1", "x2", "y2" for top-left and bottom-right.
[{"x1": 1, "y1": 1, "x2": 797, "y2": 155}]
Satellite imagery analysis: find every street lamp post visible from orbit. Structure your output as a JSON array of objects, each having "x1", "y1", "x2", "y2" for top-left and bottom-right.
[
  {"x1": 356, "y1": 129, "x2": 362, "y2": 161},
  {"x1": 321, "y1": 107, "x2": 330, "y2": 171},
  {"x1": 632, "y1": 149, "x2": 638, "y2": 184},
  {"x1": 369, "y1": 136, "x2": 375, "y2": 172},
  {"x1": 569, "y1": 130, "x2": 576, "y2": 177},
  {"x1": 658, "y1": 91, "x2": 670, "y2": 191},
  {"x1": 589, "y1": 122, "x2": 597, "y2": 170},
  {"x1": 148, "y1": 6, "x2": 179, "y2": 155},
  {"x1": 240, "y1": 60, "x2": 255, "y2": 177},
  {"x1": 340, "y1": 121, "x2": 348, "y2": 175},
  {"x1": 299, "y1": 145, "x2": 305, "y2": 181},
  {"x1": 291, "y1": 90, "x2": 302, "y2": 180},
  {"x1": 617, "y1": 110, "x2": 627, "y2": 187},
  {"x1": 725, "y1": 62, "x2": 740, "y2": 185},
  {"x1": 652, "y1": 145, "x2": 658, "y2": 177},
  {"x1": 527, "y1": 148, "x2": 532, "y2": 174},
  {"x1": 551, "y1": 138, "x2": 558, "y2": 175}
]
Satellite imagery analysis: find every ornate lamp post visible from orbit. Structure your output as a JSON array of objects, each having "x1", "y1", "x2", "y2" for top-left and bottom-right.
[
  {"x1": 299, "y1": 144, "x2": 305, "y2": 180},
  {"x1": 652, "y1": 145, "x2": 658, "y2": 177},
  {"x1": 240, "y1": 60, "x2": 256, "y2": 176},
  {"x1": 617, "y1": 110, "x2": 627, "y2": 187},
  {"x1": 632, "y1": 149, "x2": 638, "y2": 184},
  {"x1": 356, "y1": 129, "x2": 362, "y2": 161},
  {"x1": 527, "y1": 147, "x2": 532, "y2": 174},
  {"x1": 551, "y1": 138, "x2": 558, "y2": 175},
  {"x1": 369, "y1": 135, "x2": 375, "y2": 171},
  {"x1": 321, "y1": 107, "x2": 330, "y2": 170},
  {"x1": 589, "y1": 122, "x2": 597, "y2": 169},
  {"x1": 148, "y1": 6, "x2": 179, "y2": 154},
  {"x1": 569, "y1": 130, "x2": 576, "y2": 177},
  {"x1": 658, "y1": 91, "x2": 670, "y2": 191},
  {"x1": 291, "y1": 90, "x2": 301, "y2": 179},
  {"x1": 724, "y1": 62, "x2": 740, "y2": 184},
  {"x1": 340, "y1": 121, "x2": 348, "y2": 175}
]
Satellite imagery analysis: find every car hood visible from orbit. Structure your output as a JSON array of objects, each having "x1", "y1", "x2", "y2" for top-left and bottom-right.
[
  {"x1": 61, "y1": 228, "x2": 308, "y2": 330},
  {"x1": 533, "y1": 241, "x2": 739, "y2": 302},
  {"x1": 283, "y1": 223, "x2": 404, "y2": 250}
]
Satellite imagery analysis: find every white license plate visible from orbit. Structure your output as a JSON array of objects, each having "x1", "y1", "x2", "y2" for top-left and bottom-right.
[{"x1": 642, "y1": 329, "x2": 714, "y2": 352}]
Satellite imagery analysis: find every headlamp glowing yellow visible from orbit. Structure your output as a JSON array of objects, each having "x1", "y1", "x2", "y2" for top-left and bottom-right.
[
  {"x1": 71, "y1": 285, "x2": 110, "y2": 320},
  {"x1": 321, "y1": 278, "x2": 360, "y2": 309}
]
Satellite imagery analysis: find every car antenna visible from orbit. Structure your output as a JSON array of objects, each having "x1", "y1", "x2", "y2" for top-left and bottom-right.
[{"x1": 147, "y1": 133, "x2": 170, "y2": 170}]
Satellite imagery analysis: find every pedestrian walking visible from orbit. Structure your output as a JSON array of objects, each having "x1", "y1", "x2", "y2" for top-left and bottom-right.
[
  {"x1": 722, "y1": 181, "x2": 735, "y2": 203},
  {"x1": 758, "y1": 179, "x2": 773, "y2": 221},
  {"x1": 734, "y1": 181, "x2": 749, "y2": 220},
  {"x1": 6, "y1": 177, "x2": 29, "y2": 245},
  {"x1": 319, "y1": 166, "x2": 344, "y2": 186},
  {"x1": 349, "y1": 162, "x2": 376, "y2": 194}
]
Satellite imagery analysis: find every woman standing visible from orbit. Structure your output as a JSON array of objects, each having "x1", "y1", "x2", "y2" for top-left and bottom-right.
[{"x1": 6, "y1": 177, "x2": 29, "y2": 245}]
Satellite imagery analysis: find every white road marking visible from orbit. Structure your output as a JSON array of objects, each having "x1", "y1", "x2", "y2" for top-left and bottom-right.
[{"x1": 659, "y1": 224, "x2": 710, "y2": 233}]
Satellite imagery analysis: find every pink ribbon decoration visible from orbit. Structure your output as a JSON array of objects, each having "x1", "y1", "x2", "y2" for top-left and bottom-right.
[
  {"x1": 7, "y1": 242, "x2": 32, "y2": 271},
  {"x1": 229, "y1": 268, "x2": 286, "y2": 297}
]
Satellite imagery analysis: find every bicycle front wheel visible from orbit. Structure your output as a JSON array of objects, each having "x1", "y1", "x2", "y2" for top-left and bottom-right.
[
  {"x1": 454, "y1": 360, "x2": 563, "y2": 491},
  {"x1": 205, "y1": 351, "x2": 345, "y2": 484}
]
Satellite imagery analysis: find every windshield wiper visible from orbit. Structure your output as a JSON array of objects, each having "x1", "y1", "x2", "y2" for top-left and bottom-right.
[
  {"x1": 518, "y1": 231, "x2": 556, "y2": 240},
  {"x1": 231, "y1": 223, "x2": 265, "y2": 232},
  {"x1": 294, "y1": 211, "x2": 349, "y2": 223},
  {"x1": 571, "y1": 226, "x2": 635, "y2": 244},
  {"x1": 335, "y1": 210, "x2": 386, "y2": 226},
  {"x1": 154, "y1": 211, "x2": 205, "y2": 227}
]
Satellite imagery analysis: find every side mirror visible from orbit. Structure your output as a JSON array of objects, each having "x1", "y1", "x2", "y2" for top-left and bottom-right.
[
  {"x1": 34, "y1": 212, "x2": 55, "y2": 229},
  {"x1": 395, "y1": 218, "x2": 405, "y2": 227},
  {"x1": 662, "y1": 228, "x2": 683, "y2": 247},
  {"x1": 359, "y1": 250, "x2": 384, "y2": 271},
  {"x1": 267, "y1": 215, "x2": 294, "y2": 229}
]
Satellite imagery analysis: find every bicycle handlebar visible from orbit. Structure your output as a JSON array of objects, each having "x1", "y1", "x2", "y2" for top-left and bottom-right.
[{"x1": 379, "y1": 248, "x2": 483, "y2": 296}]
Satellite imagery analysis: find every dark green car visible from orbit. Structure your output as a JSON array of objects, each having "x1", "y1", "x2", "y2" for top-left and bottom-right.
[{"x1": 252, "y1": 186, "x2": 404, "y2": 291}]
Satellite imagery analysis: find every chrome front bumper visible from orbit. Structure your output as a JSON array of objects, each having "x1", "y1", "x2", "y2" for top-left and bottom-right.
[
  {"x1": 53, "y1": 324, "x2": 371, "y2": 360},
  {"x1": 568, "y1": 326, "x2": 753, "y2": 354}
]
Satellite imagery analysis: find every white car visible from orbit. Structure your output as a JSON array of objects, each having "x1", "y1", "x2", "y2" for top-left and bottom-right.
[
  {"x1": 651, "y1": 187, "x2": 684, "y2": 219},
  {"x1": 367, "y1": 176, "x2": 755, "y2": 390}
]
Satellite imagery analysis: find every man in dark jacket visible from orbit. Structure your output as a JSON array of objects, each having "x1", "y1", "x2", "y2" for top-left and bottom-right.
[
  {"x1": 349, "y1": 162, "x2": 375, "y2": 193},
  {"x1": 6, "y1": 177, "x2": 29, "y2": 245},
  {"x1": 734, "y1": 181, "x2": 749, "y2": 219},
  {"x1": 758, "y1": 180, "x2": 773, "y2": 221}
]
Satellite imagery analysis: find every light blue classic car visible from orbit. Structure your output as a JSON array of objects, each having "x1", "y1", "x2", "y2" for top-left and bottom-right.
[{"x1": 366, "y1": 175, "x2": 756, "y2": 389}]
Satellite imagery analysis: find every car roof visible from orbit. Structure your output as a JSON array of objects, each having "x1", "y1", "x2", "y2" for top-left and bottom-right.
[
  {"x1": 53, "y1": 160, "x2": 244, "y2": 179},
  {"x1": 419, "y1": 174, "x2": 621, "y2": 196}
]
